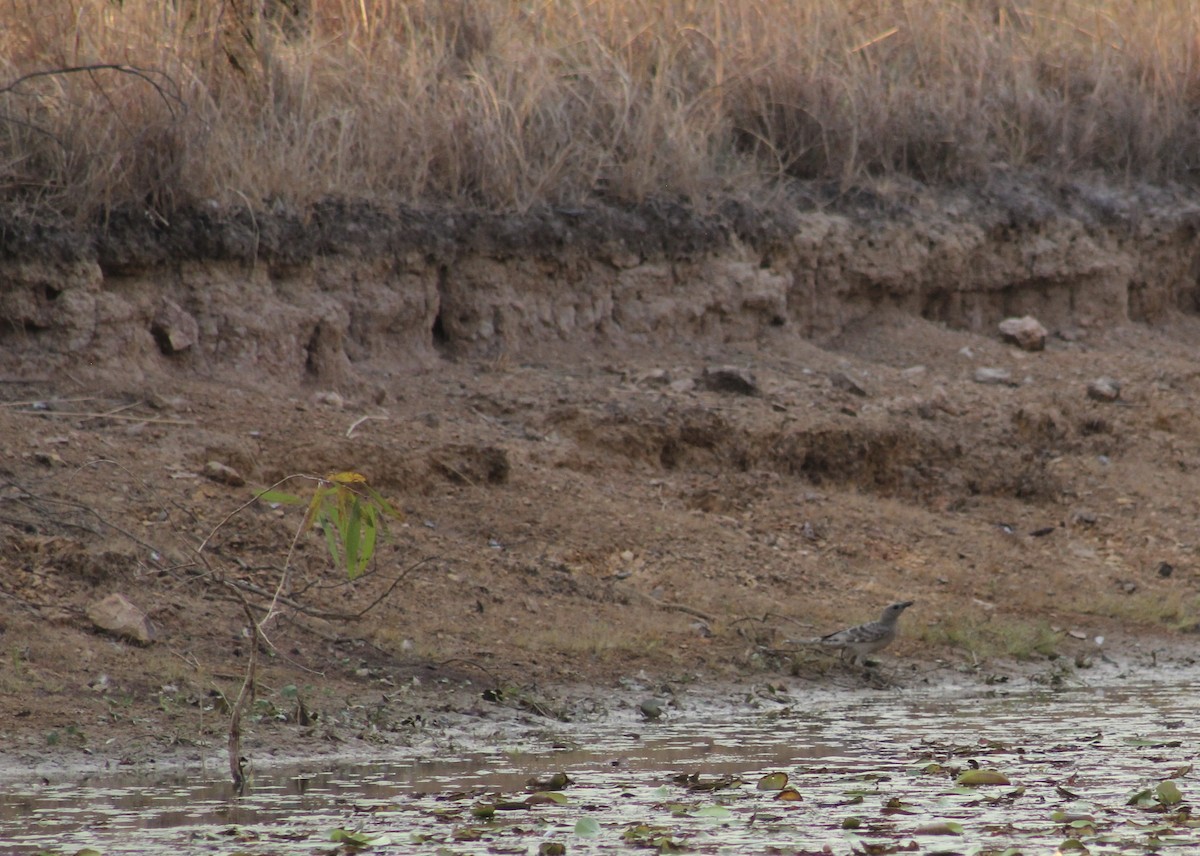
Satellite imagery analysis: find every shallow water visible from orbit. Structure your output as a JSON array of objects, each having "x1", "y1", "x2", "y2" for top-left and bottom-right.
[{"x1": 3, "y1": 675, "x2": 1198, "y2": 854}]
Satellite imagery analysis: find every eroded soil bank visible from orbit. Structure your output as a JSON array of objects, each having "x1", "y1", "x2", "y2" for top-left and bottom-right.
[{"x1": 2, "y1": 175, "x2": 1200, "y2": 771}]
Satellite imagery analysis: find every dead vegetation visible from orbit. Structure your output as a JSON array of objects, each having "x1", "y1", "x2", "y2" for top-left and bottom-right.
[{"x1": 3, "y1": 1, "x2": 1200, "y2": 220}]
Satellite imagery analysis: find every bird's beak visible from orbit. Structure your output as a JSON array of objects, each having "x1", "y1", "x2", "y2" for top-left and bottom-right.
[{"x1": 896, "y1": 600, "x2": 915, "y2": 608}]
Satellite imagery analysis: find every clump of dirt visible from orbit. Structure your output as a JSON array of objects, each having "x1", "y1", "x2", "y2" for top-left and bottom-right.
[{"x1": 2, "y1": 182, "x2": 1200, "y2": 772}]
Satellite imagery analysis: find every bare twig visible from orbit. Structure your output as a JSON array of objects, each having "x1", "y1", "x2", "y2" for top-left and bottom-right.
[
  {"x1": 225, "y1": 593, "x2": 260, "y2": 793},
  {"x1": 346, "y1": 415, "x2": 388, "y2": 438},
  {"x1": 11, "y1": 409, "x2": 194, "y2": 425},
  {"x1": 0, "y1": 64, "x2": 185, "y2": 116},
  {"x1": 617, "y1": 584, "x2": 715, "y2": 622}
]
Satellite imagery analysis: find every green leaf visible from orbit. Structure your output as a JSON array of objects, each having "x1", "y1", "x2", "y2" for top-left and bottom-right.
[
  {"x1": 525, "y1": 791, "x2": 568, "y2": 805},
  {"x1": 254, "y1": 489, "x2": 304, "y2": 505},
  {"x1": 329, "y1": 827, "x2": 375, "y2": 847},
  {"x1": 342, "y1": 499, "x2": 361, "y2": 565},
  {"x1": 914, "y1": 821, "x2": 964, "y2": 835},
  {"x1": 956, "y1": 768, "x2": 1011, "y2": 786},
  {"x1": 756, "y1": 771, "x2": 789, "y2": 791},
  {"x1": 693, "y1": 805, "x2": 732, "y2": 820},
  {"x1": 574, "y1": 817, "x2": 601, "y2": 837},
  {"x1": 1157, "y1": 780, "x2": 1184, "y2": 805},
  {"x1": 1127, "y1": 787, "x2": 1155, "y2": 807}
]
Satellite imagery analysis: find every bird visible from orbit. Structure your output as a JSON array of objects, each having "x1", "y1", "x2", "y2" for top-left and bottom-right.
[{"x1": 794, "y1": 601, "x2": 914, "y2": 665}]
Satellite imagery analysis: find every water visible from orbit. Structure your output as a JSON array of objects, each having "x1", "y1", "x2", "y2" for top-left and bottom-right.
[{"x1": 2, "y1": 677, "x2": 1197, "y2": 854}]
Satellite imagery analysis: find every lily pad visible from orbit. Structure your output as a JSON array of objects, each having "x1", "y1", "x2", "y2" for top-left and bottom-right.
[
  {"x1": 956, "y1": 768, "x2": 1011, "y2": 786},
  {"x1": 756, "y1": 771, "x2": 788, "y2": 791}
]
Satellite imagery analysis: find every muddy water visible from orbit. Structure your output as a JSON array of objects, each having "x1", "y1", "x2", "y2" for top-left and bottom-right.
[{"x1": 3, "y1": 676, "x2": 1198, "y2": 854}]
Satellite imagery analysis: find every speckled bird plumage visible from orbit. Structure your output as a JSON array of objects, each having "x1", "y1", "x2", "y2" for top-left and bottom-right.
[{"x1": 814, "y1": 600, "x2": 914, "y2": 664}]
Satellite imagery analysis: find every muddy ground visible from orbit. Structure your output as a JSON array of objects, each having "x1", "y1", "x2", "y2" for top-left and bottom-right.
[{"x1": 3, "y1": 188, "x2": 1200, "y2": 777}]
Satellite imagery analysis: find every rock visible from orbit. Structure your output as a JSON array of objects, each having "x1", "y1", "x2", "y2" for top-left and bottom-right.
[
  {"x1": 150, "y1": 298, "x2": 199, "y2": 354},
  {"x1": 1087, "y1": 377, "x2": 1121, "y2": 401},
  {"x1": 637, "y1": 368, "x2": 671, "y2": 387},
  {"x1": 829, "y1": 371, "x2": 868, "y2": 397},
  {"x1": 311, "y1": 390, "x2": 345, "y2": 409},
  {"x1": 973, "y1": 367, "x2": 1013, "y2": 386},
  {"x1": 87, "y1": 593, "x2": 155, "y2": 645},
  {"x1": 698, "y1": 365, "x2": 758, "y2": 396},
  {"x1": 1157, "y1": 562, "x2": 1174, "y2": 578},
  {"x1": 1070, "y1": 509, "x2": 1098, "y2": 526},
  {"x1": 639, "y1": 698, "x2": 665, "y2": 720},
  {"x1": 204, "y1": 460, "x2": 246, "y2": 486},
  {"x1": 998, "y1": 315, "x2": 1047, "y2": 351}
]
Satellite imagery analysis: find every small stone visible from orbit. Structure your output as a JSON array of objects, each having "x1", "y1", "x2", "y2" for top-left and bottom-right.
[
  {"x1": 1087, "y1": 377, "x2": 1121, "y2": 402},
  {"x1": 204, "y1": 460, "x2": 245, "y2": 487},
  {"x1": 1157, "y1": 562, "x2": 1174, "y2": 578},
  {"x1": 150, "y1": 298, "x2": 199, "y2": 355},
  {"x1": 1070, "y1": 509, "x2": 1098, "y2": 526},
  {"x1": 311, "y1": 390, "x2": 345, "y2": 409},
  {"x1": 829, "y1": 371, "x2": 868, "y2": 397},
  {"x1": 998, "y1": 315, "x2": 1048, "y2": 351},
  {"x1": 638, "y1": 369, "x2": 671, "y2": 386},
  {"x1": 699, "y1": 366, "x2": 759, "y2": 396},
  {"x1": 974, "y1": 367, "x2": 1013, "y2": 386},
  {"x1": 87, "y1": 593, "x2": 155, "y2": 645},
  {"x1": 639, "y1": 698, "x2": 665, "y2": 720}
]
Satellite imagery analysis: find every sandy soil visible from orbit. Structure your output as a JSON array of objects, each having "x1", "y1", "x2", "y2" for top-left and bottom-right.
[{"x1": 2, "y1": 297, "x2": 1200, "y2": 777}]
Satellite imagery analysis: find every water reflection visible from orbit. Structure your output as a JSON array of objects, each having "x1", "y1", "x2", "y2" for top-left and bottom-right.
[{"x1": 2, "y1": 678, "x2": 1197, "y2": 853}]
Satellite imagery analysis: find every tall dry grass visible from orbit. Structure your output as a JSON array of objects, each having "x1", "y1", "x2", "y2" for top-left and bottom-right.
[{"x1": 1, "y1": 0, "x2": 1199, "y2": 220}]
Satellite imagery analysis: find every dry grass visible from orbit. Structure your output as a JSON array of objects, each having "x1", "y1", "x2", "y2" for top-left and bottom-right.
[
  {"x1": 3, "y1": 0, "x2": 1200, "y2": 220},
  {"x1": 918, "y1": 612, "x2": 1062, "y2": 662}
]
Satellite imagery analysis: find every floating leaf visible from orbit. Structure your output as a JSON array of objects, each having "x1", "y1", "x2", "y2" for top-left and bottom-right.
[
  {"x1": 525, "y1": 791, "x2": 568, "y2": 806},
  {"x1": 881, "y1": 797, "x2": 921, "y2": 815},
  {"x1": 842, "y1": 816, "x2": 862, "y2": 829},
  {"x1": 693, "y1": 805, "x2": 733, "y2": 820},
  {"x1": 329, "y1": 828, "x2": 375, "y2": 847},
  {"x1": 1057, "y1": 839, "x2": 1089, "y2": 853},
  {"x1": 1051, "y1": 811, "x2": 1095, "y2": 824},
  {"x1": 471, "y1": 803, "x2": 495, "y2": 819},
  {"x1": 1156, "y1": 780, "x2": 1184, "y2": 805},
  {"x1": 494, "y1": 800, "x2": 531, "y2": 811},
  {"x1": 527, "y1": 771, "x2": 573, "y2": 791},
  {"x1": 957, "y1": 768, "x2": 1011, "y2": 786},
  {"x1": 574, "y1": 817, "x2": 601, "y2": 838},
  {"x1": 1127, "y1": 788, "x2": 1156, "y2": 807},
  {"x1": 776, "y1": 787, "x2": 803, "y2": 802},
  {"x1": 756, "y1": 772, "x2": 788, "y2": 791},
  {"x1": 538, "y1": 843, "x2": 567, "y2": 856},
  {"x1": 914, "y1": 821, "x2": 964, "y2": 835}
]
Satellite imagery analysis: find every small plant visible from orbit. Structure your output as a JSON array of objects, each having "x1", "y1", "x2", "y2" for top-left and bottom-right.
[
  {"x1": 258, "y1": 471, "x2": 402, "y2": 580},
  {"x1": 209, "y1": 470, "x2": 403, "y2": 789}
]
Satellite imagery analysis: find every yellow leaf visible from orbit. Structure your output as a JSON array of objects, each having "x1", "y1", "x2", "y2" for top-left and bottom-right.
[{"x1": 329, "y1": 471, "x2": 367, "y2": 484}]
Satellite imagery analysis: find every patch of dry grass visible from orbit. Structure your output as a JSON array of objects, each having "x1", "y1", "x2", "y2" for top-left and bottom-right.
[
  {"x1": 3, "y1": 0, "x2": 1200, "y2": 219},
  {"x1": 919, "y1": 612, "x2": 1062, "y2": 662}
]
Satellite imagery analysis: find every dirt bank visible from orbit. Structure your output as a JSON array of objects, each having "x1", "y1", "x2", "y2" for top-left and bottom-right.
[{"x1": 2, "y1": 175, "x2": 1200, "y2": 772}]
